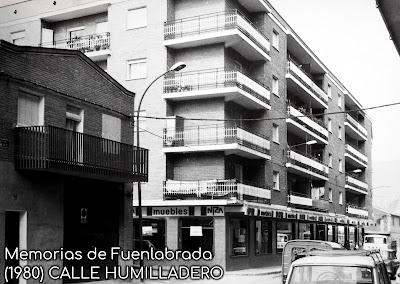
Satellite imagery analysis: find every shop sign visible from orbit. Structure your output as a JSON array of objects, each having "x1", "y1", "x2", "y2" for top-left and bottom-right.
[
  {"x1": 308, "y1": 215, "x2": 317, "y2": 221},
  {"x1": 299, "y1": 214, "x2": 306, "y2": 220},
  {"x1": 205, "y1": 206, "x2": 224, "y2": 216},
  {"x1": 287, "y1": 213, "x2": 297, "y2": 219},
  {"x1": 260, "y1": 210, "x2": 273, "y2": 218},
  {"x1": 318, "y1": 216, "x2": 324, "y2": 222},
  {"x1": 151, "y1": 207, "x2": 190, "y2": 216},
  {"x1": 325, "y1": 216, "x2": 335, "y2": 223},
  {"x1": 275, "y1": 211, "x2": 285, "y2": 219}
]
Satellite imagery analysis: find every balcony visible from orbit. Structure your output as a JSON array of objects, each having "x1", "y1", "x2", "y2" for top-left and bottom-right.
[
  {"x1": 164, "y1": 10, "x2": 271, "y2": 61},
  {"x1": 163, "y1": 68, "x2": 271, "y2": 110},
  {"x1": 344, "y1": 114, "x2": 367, "y2": 141},
  {"x1": 15, "y1": 125, "x2": 148, "y2": 182},
  {"x1": 163, "y1": 179, "x2": 271, "y2": 203},
  {"x1": 345, "y1": 175, "x2": 368, "y2": 194},
  {"x1": 345, "y1": 144, "x2": 368, "y2": 168},
  {"x1": 287, "y1": 192, "x2": 312, "y2": 207},
  {"x1": 286, "y1": 104, "x2": 328, "y2": 144},
  {"x1": 163, "y1": 124, "x2": 271, "y2": 160},
  {"x1": 346, "y1": 204, "x2": 369, "y2": 218},
  {"x1": 286, "y1": 60, "x2": 328, "y2": 109},
  {"x1": 40, "y1": 32, "x2": 111, "y2": 61},
  {"x1": 286, "y1": 150, "x2": 329, "y2": 181}
]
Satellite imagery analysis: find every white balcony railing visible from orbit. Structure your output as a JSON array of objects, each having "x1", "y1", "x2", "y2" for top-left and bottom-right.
[
  {"x1": 287, "y1": 60, "x2": 328, "y2": 104},
  {"x1": 288, "y1": 193, "x2": 313, "y2": 206},
  {"x1": 346, "y1": 175, "x2": 368, "y2": 191},
  {"x1": 287, "y1": 150, "x2": 329, "y2": 177},
  {"x1": 346, "y1": 114, "x2": 368, "y2": 137},
  {"x1": 164, "y1": 10, "x2": 270, "y2": 56},
  {"x1": 163, "y1": 68, "x2": 270, "y2": 105},
  {"x1": 345, "y1": 144, "x2": 368, "y2": 164},
  {"x1": 346, "y1": 205, "x2": 368, "y2": 217},
  {"x1": 163, "y1": 124, "x2": 270, "y2": 156},
  {"x1": 288, "y1": 106, "x2": 328, "y2": 138},
  {"x1": 163, "y1": 179, "x2": 271, "y2": 201},
  {"x1": 41, "y1": 32, "x2": 110, "y2": 53}
]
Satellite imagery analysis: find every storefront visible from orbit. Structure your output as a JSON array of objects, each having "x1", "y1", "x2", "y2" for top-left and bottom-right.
[{"x1": 133, "y1": 203, "x2": 374, "y2": 271}]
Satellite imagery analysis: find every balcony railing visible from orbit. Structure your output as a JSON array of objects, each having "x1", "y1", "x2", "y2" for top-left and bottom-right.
[
  {"x1": 345, "y1": 114, "x2": 368, "y2": 137},
  {"x1": 345, "y1": 144, "x2": 368, "y2": 165},
  {"x1": 346, "y1": 175, "x2": 368, "y2": 192},
  {"x1": 164, "y1": 10, "x2": 270, "y2": 56},
  {"x1": 164, "y1": 68, "x2": 270, "y2": 106},
  {"x1": 288, "y1": 192, "x2": 313, "y2": 206},
  {"x1": 287, "y1": 104, "x2": 328, "y2": 139},
  {"x1": 15, "y1": 125, "x2": 148, "y2": 182},
  {"x1": 40, "y1": 32, "x2": 110, "y2": 54},
  {"x1": 346, "y1": 204, "x2": 368, "y2": 218},
  {"x1": 163, "y1": 179, "x2": 271, "y2": 203},
  {"x1": 287, "y1": 149, "x2": 329, "y2": 178},
  {"x1": 287, "y1": 60, "x2": 328, "y2": 104},
  {"x1": 163, "y1": 124, "x2": 270, "y2": 156}
]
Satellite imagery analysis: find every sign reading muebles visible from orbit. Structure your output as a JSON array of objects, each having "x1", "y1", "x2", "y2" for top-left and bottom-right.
[{"x1": 133, "y1": 206, "x2": 225, "y2": 217}]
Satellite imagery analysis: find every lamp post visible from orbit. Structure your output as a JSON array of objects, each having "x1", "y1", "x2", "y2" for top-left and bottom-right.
[
  {"x1": 289, "y1": 140, "x2": 317, "y2": 148},
  {"x1": 134, "y1": 62, "x2": 186, "y2": 270}
]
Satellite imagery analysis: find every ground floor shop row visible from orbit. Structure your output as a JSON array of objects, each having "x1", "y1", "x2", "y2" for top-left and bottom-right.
[{"x1": 133, "y1": 203, "x2": 373, "y2": 270}]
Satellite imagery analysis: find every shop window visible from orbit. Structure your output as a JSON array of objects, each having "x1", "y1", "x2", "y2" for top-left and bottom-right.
[
  {"x1": 298, "y1": 223, "x2": 313, "y2": 240},
  {"x1": 327, "y1": 225, "x2": 335, "y2": 242},
  {"x1": 349, "y1": 226, "x2": 356, "y2": 250},
  {"x1": 337, "y1": 225, "x2": 345, "y2": 246},
  {"x1": 133, "y1": 219, "x2": 165, "y2": 251},
  {"x1": 231, "y1": 218, "x2": 248, "y2": 256},
  {"x1": 255, "y1": 220, "x2": 272, "y2": 255},
  {"x1": 277, "y1": 221, "x2": 294, "y2": 252},
  {"x1": 179, "y1": 218, "x2": 214, "y2": 253},
  {"x1": 316, "y1": 224, "x2": 326, "y2": 240}
]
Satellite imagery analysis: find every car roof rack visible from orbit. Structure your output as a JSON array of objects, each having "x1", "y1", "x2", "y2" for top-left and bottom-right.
[{"x1": 309, "y1": 249, "x2": 383, "y2": 263}]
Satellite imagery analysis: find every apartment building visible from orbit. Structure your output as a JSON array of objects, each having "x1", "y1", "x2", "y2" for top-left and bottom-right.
[
  {"x1": 0, "y1": 41, "x2": 148, "y2": 283},
  {"x1": 0, "y1": 0, "x2": 373, "y2": 271}
]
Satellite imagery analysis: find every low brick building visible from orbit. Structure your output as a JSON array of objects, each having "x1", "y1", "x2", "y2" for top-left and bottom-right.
[{"x1": 0, "y1": 41, "x2": 148, "y2": 284}]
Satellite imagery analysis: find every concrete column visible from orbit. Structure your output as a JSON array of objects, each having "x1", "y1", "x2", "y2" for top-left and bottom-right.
[
  {"x1": 214, "y1": 217, "x2": 226, "y2": 269},
  {"x1": 166, "y1": 217, "x2": 179, "y2": 250}
]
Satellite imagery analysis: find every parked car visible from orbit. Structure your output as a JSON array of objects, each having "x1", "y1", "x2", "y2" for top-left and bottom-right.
[
  {"x1": 285, "y1": 250, "x2": 391, "y2": 284},
  {"x1": 281, "y1": 240, "x2": 345, "y2": 283},
  {"x1": 277, "y1": 233, "x2": 289, "y2": 250}
]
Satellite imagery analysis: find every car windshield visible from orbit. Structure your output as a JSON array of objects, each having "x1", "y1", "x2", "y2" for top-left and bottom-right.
[
  {"x1": 365, "y1": 237, "x2": 386, "y2": 244},
  {"x1": 289, "y1": 265, "x2": 373, "y2": 284}
]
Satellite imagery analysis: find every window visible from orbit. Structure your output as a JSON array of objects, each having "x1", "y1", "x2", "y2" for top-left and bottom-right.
[
  {"x1": 66, "y1": 105, "x2": 83, "y2": 132},
  {"x1": 328, "y1": 118, "x2": 332, "y2": 132},
  {"x1": 338, "y1": 126, "x2": 342, "y2": 140},
  {"x1": 102, "y1": 113, "x2": 121, "y2": 142},
  {"x1": 337, "y1": 225, "x2": 345, "y2": 245},
  {"x1": 272, "y1": 30, "x2": 279, "y2": 50},
  {"x1": 133, "y1": 219, "x2": 165, "y2": 251},
  {"x1": 327, "y1": 224, "x2": 335, "y2": 242},
  {"x1": 272, "y1": 76, "x2": 279, "y2": 96},
  {"x1": 68, "y1": 27, "x2": 85, "y2": 41},
  {"x1": 272, "y1": 124, "x2": 279, "y2": 143},
  {"x1": 17, "y1": 93, "x2": 43, "y2": 126},
  {"x1": 133, "y1": 110, "x2": 147, "y2": 132},
  {"x1": 255, "y1": 220, "x2": 272, "y2": 254},
  {"x1": 338, "y1": 93, "x2": 342, "y2": 108},
  {"x1": 328, "y1": 154, "x2": 333, "y2": 168},
  {"x1": 127, "y1": 7, "x2": 147, "y2": 29},
  {"x1": 276, "y1": 222, "x2": 294, "y2": 252},
  {"x1": 298, "y1": 223, "x2": 313, "y2": 240},
  {"x1": 231, "y1": 218, "x2": 248, "y2": 256},
  {"x1": 273, "y1": 171, "x2": 280, "y2": 190},
  {"x1": 327, "y1": 84, "x2": 332, "y2": 98},
  {"x1": 11, "y1": 30, "x2": 25, "y2": 45},
  {"x1": 339, "y1": 191, "x2": 343, "y2": 205},
  {"x1": 127, "y1": 58, "x2": 147, "y2": 80},
  {"x1": 339, "y1": 159, "x2": 343, "y2": 173},
  {"x1": 179, "y1": 218, "x2": 214, "y2": 253},
  {"x1": 329, "y1": 188, "x2": 333, "y2": 202}
]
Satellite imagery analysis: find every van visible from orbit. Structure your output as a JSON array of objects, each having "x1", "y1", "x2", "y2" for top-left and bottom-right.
[{"x1": 282, "y1": 240, "x2": 345, "y2": 283}]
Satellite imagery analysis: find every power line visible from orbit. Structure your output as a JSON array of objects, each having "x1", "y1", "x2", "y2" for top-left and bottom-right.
[{"x1": 137, "y1": 101, "x2": 400, "y2": 122}]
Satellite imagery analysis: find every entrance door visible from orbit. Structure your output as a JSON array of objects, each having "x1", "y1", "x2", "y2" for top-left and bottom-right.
[{"x1": 316, "y1": 224, "x2": 326, "y2": 241}]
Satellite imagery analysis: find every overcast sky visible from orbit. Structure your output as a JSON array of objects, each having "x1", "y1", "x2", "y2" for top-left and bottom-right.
[{"x1": 268, "y1": 0, "x2": 400, "y2": 208}]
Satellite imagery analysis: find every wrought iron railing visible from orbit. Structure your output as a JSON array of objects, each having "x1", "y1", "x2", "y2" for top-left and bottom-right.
[
  {"x1": 40, "y1": 32, "x2": 110, "y2": 53},
  {"x1": 164, "y1": 68, "x2": 270, "y2": 105},
  {"x1": 163, "y1": 179, "x2": 271, "y2": 203},
  {"x1": 15, "y1": 125, "x2": 148, "y2": 182},
  {"x1": 164, "y1": 10, "x2": 270, "y2": 56},
  {"x1": 163, "y1": 123, "x2": 270, "y2": 156}
]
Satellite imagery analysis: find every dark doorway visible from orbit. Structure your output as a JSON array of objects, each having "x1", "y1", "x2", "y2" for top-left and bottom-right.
[
  {"x1": 63, "y1": 178, "x2": 121, "y2": 282},
  {"x1": 5, "y1": 211, "x2": 20, "y2": 284}
]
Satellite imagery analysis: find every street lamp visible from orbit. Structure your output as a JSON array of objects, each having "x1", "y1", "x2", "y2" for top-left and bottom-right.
[
  {"x1": 290, "y1": 140, "x2": 317, "y2": 148},
  {"x1": 134, "y1": 61, "x2": 186, "y2": 270}
]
